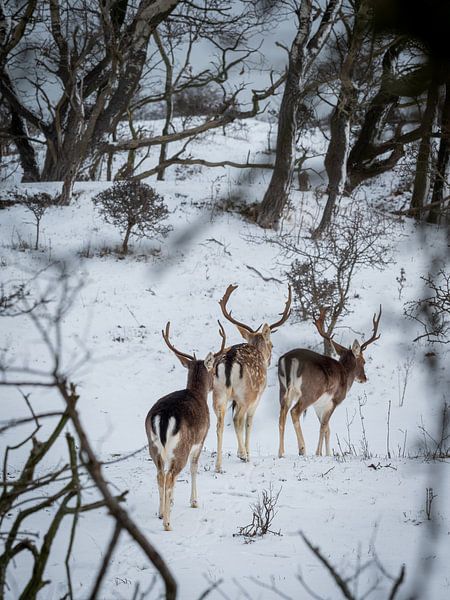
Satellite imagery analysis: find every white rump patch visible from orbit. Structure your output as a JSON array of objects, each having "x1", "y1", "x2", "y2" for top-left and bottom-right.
[
  {"x1": 215, "y1": 362, "x2": 226, "y2": 384},
  {"x1": 289, "y1": 361, "x2": 302, "y2": 395},
  {"x1": 150, "y1": 415, "x2": 180, "y2": 472},
  {"x1": 313, "y1": 393, "x2": 333, "y2": 423}
]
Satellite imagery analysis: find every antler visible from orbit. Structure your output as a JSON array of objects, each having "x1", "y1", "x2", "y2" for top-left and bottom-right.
[
  {"x1": 219, "y1": 284, "x2": 255, "y2": 333},
  {"x1": 161, "y1": 322, "x2": 195, "y2": 362},
  {"x1": 313, "y1": 308, "x2": 347, "y2": 354},
  {"x1": 215, "y1": 320, "x2": 227, "y2": 357},
  {"x1": 360, "y1": 305, "x2": 382, "y2": 351},
  {"x1": 269, "y1": 284, "x2": 292, "y2": 332}
]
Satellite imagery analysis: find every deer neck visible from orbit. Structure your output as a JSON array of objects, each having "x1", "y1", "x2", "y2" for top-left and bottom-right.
[
  {"x1": 186, "y1": 362, "x2": 210, "y2": 399},
  {"x1": 248, "y1": 336, "x2": 271, "y2": 365},
  {"x1": 339, "y1": 352, "x2": 357, "y2": 391}
]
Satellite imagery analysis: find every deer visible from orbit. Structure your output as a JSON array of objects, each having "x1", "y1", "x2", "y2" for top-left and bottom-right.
[
  {"x1": 213, "y1": 284, "x2": 292, "y2": 472},
  {"x1": 277, "y1": 307, "x2": 381, "y2": 458},
  {"x1": 145, "y1": 321, "x2": 226, "y2": 531}
]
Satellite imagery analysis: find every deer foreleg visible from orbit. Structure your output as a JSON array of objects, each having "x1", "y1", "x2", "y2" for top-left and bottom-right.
[
  {"x1": 316, "y1": 407, "x2": 334, "y2": 456},
  {"x1": 325, "y1": 424, "x2": 331, "y2": 456},
  {"x1": 316, "y1": 427, "x2": 325, "y2": 456}
]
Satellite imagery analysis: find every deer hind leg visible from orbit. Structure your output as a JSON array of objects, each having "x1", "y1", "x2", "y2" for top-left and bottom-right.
[
  {"x1": 290, "y1": 400, "x2": 306, "y2": 456},
  {"x1": 213, "y1": 390, "x2": 227, "y2": 473},
  {"x1": 233, "y1": 403, "x2": 248, "y2": 461},
  {"x1": 163, "y1": 469, "x2": 177, "y2": 531},
  {"x1": 279, "y1": 384, "x2": 294, "y2": 458},
  {"x1": 156, "y1": 460, "x2": 165, "y2": 519},
  {"x1": 189, "y1": 444, "x2": 202, "y2": 508}
]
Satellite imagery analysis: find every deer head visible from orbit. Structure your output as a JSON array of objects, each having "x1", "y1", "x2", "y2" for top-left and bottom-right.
[
  {"x1": 162, "y1": 320, "x2": 227, "y2": 388},
  {"x1": 314, "y1": 306, "x2": 382, "y2": 383},
  {"x1": 219, "y1": 284, "x2": 292, "y2": 364}
]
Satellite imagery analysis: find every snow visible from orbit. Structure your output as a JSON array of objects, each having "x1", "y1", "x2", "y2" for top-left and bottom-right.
[{"x1": 0, "y1": 119, "x2": 449, "y2": 599}]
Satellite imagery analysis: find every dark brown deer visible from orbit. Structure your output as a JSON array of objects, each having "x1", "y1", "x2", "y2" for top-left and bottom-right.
[
  {"x1": 145, "y1": 321, "x2": 226, "y2": 531},
  {"x1": 213, "y1": 284, "x2": 291, "y2": 472},
  {"x1": 278, "y1": 307, "x2": 381, "y2": 458}
]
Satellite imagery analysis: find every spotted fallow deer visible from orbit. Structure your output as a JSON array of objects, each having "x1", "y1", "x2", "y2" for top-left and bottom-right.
[
  {"x1": 145, "y1": 321, "x2": 226, "y2": 531},
  {"x1": 278, "y1": 307, "x2": 381, "y2": 458},
  {"x1": 213, "y1": 284, "x2": 292, "y2": 472}
]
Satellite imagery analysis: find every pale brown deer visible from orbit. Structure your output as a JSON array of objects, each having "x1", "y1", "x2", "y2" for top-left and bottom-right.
[
  {"x1": 145, "y1": 321, "x2": 226, "y2": 531},
  {"x1": 278, "y1": 307, "x2": 381, "y2": 458},
  {"x1": 213, "y1": 284, "x2": 291, "y2": 472}
]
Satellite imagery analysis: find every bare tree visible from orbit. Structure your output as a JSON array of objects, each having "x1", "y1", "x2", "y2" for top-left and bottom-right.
[
  {"x1": 257, "y1": 0, "x2": 342, "y2": 229},
  {"x1": 404, "y1": 269, "x2": 450, "y2": 344},
  {"x1": 314, "y1": 0, "x2": 371, "y2": 237},
  {"x1": 283, "y1": 207, "x2": 395, "y2": 354},
  {"x1": 93, "y1": 180, "x2": 171, "y2": 254}
]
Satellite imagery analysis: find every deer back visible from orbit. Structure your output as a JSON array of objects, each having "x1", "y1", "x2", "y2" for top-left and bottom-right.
[{"x1": 278, "y1": 348, "x2": 354, "y2": 403}]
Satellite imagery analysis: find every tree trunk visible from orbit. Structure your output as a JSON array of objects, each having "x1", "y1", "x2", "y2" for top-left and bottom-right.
[
  {"x1": 428, "y1": 81, "x2": 450, "y2": 224},
  {"x1": 346, "y1": 38, "x2": 408, "y2": 192},
  {"x1": 315, "y1": 112, "x2": 350, "y2": 236},
  {"x1": 257, "y1": 79, "x2": 303, "y2": 228},
  {"x1": 35, "y1": 219, "x2": 40, "y2": 250},
  {"x1": 9, "y1": 111, "x2": 40, "y2": 182},
  {"x1": 257, "y1": 0, "x2": 342, "y2": 228},
  {"x1": 410, "y1": 81, "x2": 440, "y2": 220},
  {"x1": 314, "y1": 0, "x2": 370, "y2": 237},
  {"x1": 122, "y1": 223, "x2": 133, "y2": 254},
  {"x1": 154, "y1": 30, "x2": 174, "y2": 181}
]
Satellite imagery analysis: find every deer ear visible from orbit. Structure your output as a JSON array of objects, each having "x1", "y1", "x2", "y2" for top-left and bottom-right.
[
  {"x1": 203, "y1": 352, "x2": 215, "y2": 371},
  {"x1": 261, "y1": 323, "x2": 271, "y2": 341},
  {"x1": 176, "y1": 354, "x2": 192, "y2": 369},
  {"x1": 352, "y1": 340, "x2": 361, "y2": 357},
  {"x1": 236, "y1": 325, "x2": 252, "y2": 341}
]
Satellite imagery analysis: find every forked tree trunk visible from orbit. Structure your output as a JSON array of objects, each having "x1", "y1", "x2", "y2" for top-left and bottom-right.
[
  {"x1": 345, "y1": 38, "x2": 408, "y2": 192},
  {"x1": 410, "y1": 81, "x2": 440, "y2": 220},
  {"x1": 257, "y1": 0, "x2": 342, "y2": 229},
  {"x1": 314, "y1": 0, "x2": 370, "y2": 237},
  {"x1": 154, "y1": 30, "x2": 174, "y2": 181},
  {"x1": 428, "y1": 81, "x2": 450, "y2": 224}
]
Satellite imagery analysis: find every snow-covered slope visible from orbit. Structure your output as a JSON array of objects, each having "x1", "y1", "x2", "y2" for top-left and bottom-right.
[{"x1": 1, "y1": 120, "x2": 449, "y2": 599}]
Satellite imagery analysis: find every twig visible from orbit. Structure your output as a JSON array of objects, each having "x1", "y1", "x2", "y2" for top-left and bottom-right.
[
  {"x1": 300, "y1": 532, "x2": 354, "y2": 600},
  {"x1": 245, "y1": 265, "x2": 283, "y2": 284},
  {"x1": 88, "y1": 522, "x2": 122, "y2": 600}
]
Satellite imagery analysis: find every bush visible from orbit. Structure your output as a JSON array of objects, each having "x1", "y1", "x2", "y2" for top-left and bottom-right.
[{"x1": 93, "y1": 181, "x2": 171, "y2": 254}]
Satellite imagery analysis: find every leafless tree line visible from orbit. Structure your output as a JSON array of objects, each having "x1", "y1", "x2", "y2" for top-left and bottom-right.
[{"x1": 1, "y1": 0, "x2": 449, "y2": 230}]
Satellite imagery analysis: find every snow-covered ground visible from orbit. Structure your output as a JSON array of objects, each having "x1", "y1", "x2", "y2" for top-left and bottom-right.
[{"x1": 1, "y1": 119, "x2": 449, "y2": 599}]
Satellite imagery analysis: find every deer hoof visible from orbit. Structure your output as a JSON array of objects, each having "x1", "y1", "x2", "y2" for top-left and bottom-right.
[
  {"x1": 164, "y1": 523, "x2": 172, "y2": 532},
  {"x1": 191, "y1": 500, "x2": 198, "y2": 508}
]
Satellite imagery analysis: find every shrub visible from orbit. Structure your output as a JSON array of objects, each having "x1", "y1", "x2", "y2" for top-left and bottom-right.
[
  {"x1": 10, "y1": 190, "x2": 54, "y2": 250},
  {"x1": 93, "y1": 181, "x2": 171, "y2": 254}
]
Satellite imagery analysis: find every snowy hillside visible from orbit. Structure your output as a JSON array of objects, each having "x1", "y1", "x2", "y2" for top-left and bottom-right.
[{"x1": 1, "y1": 120, "x2": 449, "y2": 600}]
